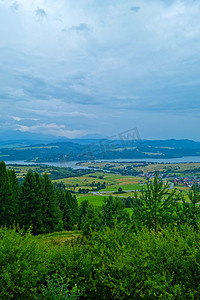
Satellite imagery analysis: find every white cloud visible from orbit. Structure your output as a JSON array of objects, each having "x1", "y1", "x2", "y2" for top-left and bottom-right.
[
  {"x1": 12, "y1": 116, "x2": 22, "y2": 121},
  {"x1": 16, "y1": 123, "x2": 88, "y2": 138}
]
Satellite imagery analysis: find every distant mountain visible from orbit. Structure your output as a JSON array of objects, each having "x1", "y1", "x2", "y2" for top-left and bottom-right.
[
  {"x1": 0, "y1": 130, "x2": 70, "y2": 148},
  {"x1": 0, "y1": 130, "x2": 69, "y2": 143},
  {"x1": 81, "y1": 133, "x2": 104, "y2": 139},
  {"x1": 142, "y1": 139, "x2": 200, "y2": 149},
  {"x1": 1, "y1": 138, "x2": 200, "y2": 162}
]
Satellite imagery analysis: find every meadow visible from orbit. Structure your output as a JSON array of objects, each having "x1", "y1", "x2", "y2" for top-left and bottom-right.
[
  {"x1": 53, "y1": 171, "x2": 144, "y2": 191},
  {"x1": 79, "y1": 161, "x2": 200, "y2": 176},
  {"x1": 6, "y1": 161, "x2": 195, "y2": 205}
]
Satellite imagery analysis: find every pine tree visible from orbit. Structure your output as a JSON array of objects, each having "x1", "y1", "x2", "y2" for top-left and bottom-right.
[
  {"x1": 132, "y1": 172, "x2": 177, "y2": 232},
  {"x1": 0, "y1": 161, "x2": 13, "y2": 226},
  {"x1": 20, "y1": 170, "x2": 43, "y2": 234},
  {"x1": 66, "y1": 190, "x2": 78, "y2": 227},
  {"x1": 7, "y1": 169, "x2": 19, "y2": 225},
  {"x1": 56, "y1": 189, "x2": 73, "y2": 230},
  {"x1": 101, "y1": 196, "x2": 125, "y2": 228},
  {"x1": 177, "y1": 185, "x2": 200, "y2": 231},
  {"x1": 78, "y1": 200, "x2": 89, "y2": 230},
  {"x1": 34, "y1": 172, "x2": 45, "y2": 233},
  {"x1": 42, "y1": 173, "x2": 63, "y2": 233}
]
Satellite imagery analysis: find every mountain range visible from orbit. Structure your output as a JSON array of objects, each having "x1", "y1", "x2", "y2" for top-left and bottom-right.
[{"x1": 0, "y1": 137, "x2": 200, "y2": 163}]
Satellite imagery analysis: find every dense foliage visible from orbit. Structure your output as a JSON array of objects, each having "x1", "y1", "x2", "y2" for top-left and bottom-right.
[
  {"x1": 0, "y1": 161, "x2": 78, "y2": 234},
  {"x1": 2, "y1": 225, "x2": 200, "y2": 299},
  {"x1": 2, "y1": 161, "x2": 200, "y2": 299}
]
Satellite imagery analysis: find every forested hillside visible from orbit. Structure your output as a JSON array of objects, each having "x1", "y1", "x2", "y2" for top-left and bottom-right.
[{"x1": 1, "y1": 139, "x2": 200, "y2": 162}]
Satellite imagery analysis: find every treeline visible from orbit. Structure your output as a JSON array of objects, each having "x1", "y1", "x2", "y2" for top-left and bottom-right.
[{"x1": 0, "y1": 161, "x2": 78, "y2": 234}]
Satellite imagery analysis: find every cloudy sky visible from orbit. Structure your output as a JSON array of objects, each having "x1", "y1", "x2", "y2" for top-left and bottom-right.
[{"x1": 0, "y1": 0, "x2": 200, "y2": 140}]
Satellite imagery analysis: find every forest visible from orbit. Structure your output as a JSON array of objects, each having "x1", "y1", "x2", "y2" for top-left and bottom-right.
[
  {"x1": 1, "y1": 160, "x2": 200, "y2": 299},
  {"x1": 1, "y1": 139, "x2": 200, "y2": 163}
]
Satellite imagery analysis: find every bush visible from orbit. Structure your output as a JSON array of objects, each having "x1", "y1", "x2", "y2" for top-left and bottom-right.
[
  {"x1": 0, "y1": 227, "x2": 48, "y2": 299},
  {"x1": 2, "y1": 225, "x2": 200, "y2": 299}
]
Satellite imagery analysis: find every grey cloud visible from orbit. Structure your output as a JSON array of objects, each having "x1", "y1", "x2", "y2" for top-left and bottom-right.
[
  {"x1": 130, "y1": 6, "x2": 140, "y2": 12},
  {"x1": 35, "y1": 7, "x2": 47, "y2": 22},
  {"x1": 69, "y1": 23, "x2": 91, "y2": 32},
  {"x1": 61, "y1": 28, "x2": 67, "y2": 33},
  {"x1": 11, "y1": 2, "x2": 20, "y2": 11}
]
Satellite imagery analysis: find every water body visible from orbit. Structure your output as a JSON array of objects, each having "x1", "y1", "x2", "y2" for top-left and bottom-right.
[
  {"x1": 92, "y1": 156, "x2": 200, "y2": 164},
  {"x1": 4, "y1": 156, "x2": 200, "y2": 170},
  {"x1": 4, "y1": 160, "x2": 87, "y2": 169}
]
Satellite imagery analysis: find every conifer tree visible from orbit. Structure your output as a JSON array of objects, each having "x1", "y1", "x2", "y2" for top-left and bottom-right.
[
  {"x1": 177, "y1": 185, "x2": 200, "y2": 231},
  {"x1": 132, "y1": 172, "x2": 177, "y2": 232},
  {"x1": 34, "y1": 172, "x2": 45, "y2": 233},
  {"x1": 42, "y1": 173, "x2": 63, "y2": 233},
  {"x1": 66, "y1": 190, "x2": 78, "y2": 226},
  {"x1": 20, "y1": 170, "x2": 43, "y2": 234},
  {"x1": 101, "y1": 196, "x2": 125, "y2": 228},
  {"x1": 78, "y1": 200, "x2": 89, "y2": 230},
  {"x1": 7, "y1": 169, "x2": 19, "y2": 224},
  {"x1": 56, "y1": 189, "x2": 73, "y2": 230},
  {"x1": 0, "y1": 161, "x2": 13, "y2": 226}
]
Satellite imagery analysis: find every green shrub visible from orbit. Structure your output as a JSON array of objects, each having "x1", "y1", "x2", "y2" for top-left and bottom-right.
[{"x1": 0, "y1": 227, "x2": 48, "y2": 299}]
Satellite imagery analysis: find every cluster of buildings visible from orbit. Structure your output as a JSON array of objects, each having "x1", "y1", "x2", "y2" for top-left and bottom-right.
[
  {"x1": 138, "y1": 172, "x2": 200, "y2": 188},
  {"x1": 172, "y1": 176, "x2": 200, "y2": 188}
]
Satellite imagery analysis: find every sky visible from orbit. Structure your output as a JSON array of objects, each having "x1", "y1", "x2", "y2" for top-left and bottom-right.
[{"x1": 0, "y1": 0, "x2": 200, "y2": 140}]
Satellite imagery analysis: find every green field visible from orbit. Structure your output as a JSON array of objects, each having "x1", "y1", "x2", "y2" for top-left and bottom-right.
[
  {"x1": 79, "y1": 161, "x2": 200, "y2": 176},
  {"x1": 54, "y1": 172, "x2": 144, "y2": 192},
  {"x1": 6, "y1": 162, "x2": 194, "y2": 206},
  {"x1": 6, "y1": 165, "x2": 44, "y2": 178},
  {"x1": 37, "y1": 230, "x2": 80, "y2": 245},
  {"x1": 77, "y1": 195, "x2": 109, "y2": 206}
]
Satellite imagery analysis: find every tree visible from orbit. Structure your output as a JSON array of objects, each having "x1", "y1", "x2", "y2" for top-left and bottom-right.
[
  {"x1": 7, "y1": 169, "x2": 19, "y2": 224},
  {"x1": 177, "y1": 185, "x2": 200, "y2": 231},
  {"x1": 42, "y1": 173, "x2": 63, "y2": 233},
  {"x1": 100, "y1": 196, "x2": 126, "y2": 228},
  {"x1": 0, "y1": 161, "x2": 13, "y2": 226},
  {"x1": 132, "y1": 172, "x2": 177, "y2": 232},
  {"x1": 56, "y1": 189, "x2": 73, "y2": 230},
  {"x1": 78, "y1": 200, "x2": 89, "y2": 230},
  {"x1": 20, "y1": 170, "x2": 43, "y2": 234},
  {"x1": 81, "y1": 204, "x2": 100, "y2": 236},
  {"x1": 65, "y1": 190, "x2": 78, "y2": 227}
]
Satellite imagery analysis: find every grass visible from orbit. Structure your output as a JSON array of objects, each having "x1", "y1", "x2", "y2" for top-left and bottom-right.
[
  {"x1": 54, "y1": 172, "x2": 144, "y2": 192},
  {"x1": 77, "y1": 195, "x2": 109, "y2": 206},
  {"x1": 100, "y1": 183, "x2": 143, "y2": 191},
  {"x1": 37, "y1": 230, "x2": 80, "y2": 245},
  {"x1": 6, "y1": 165, "x2": 47, "y2": 178},
  {"x1": 78, "y1": 161, "x2": 200, "y2": 176}
]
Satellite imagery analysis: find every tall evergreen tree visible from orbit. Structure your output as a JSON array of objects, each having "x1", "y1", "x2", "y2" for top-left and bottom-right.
[
  {"x1": 101, "y1": 196, "x2": 125, "y2": 228},
  {"x1": 20, "y1": 170, "x2": 43, "y2": 234},
  {"x1": 34, "y1": 172, "x2": 46, "y2": 233},
  {"x1": 56, "y1": 189, "x2": 73, "y2": 230},
  {"x1": 132, "y1": 172, "x2": 178, "y2": 232},
  {"x1": 177, "y1": 185, "x2": 200, "y2": 231},
  {"x1": 66, "y1": 190, "x2": 78, "y2": 226},
  {"x1": 0, "y1": 161, "x2": 13, "y2": 226},
  {"x1": 7, "y1": 169, "x2": 19, "y2": 224},
  {"x1": 78, "y1": 200, "x2": 89, "y2": 230},
  {"x1": 42, "y1": 173, "x2": 63, "y2": 233}
]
